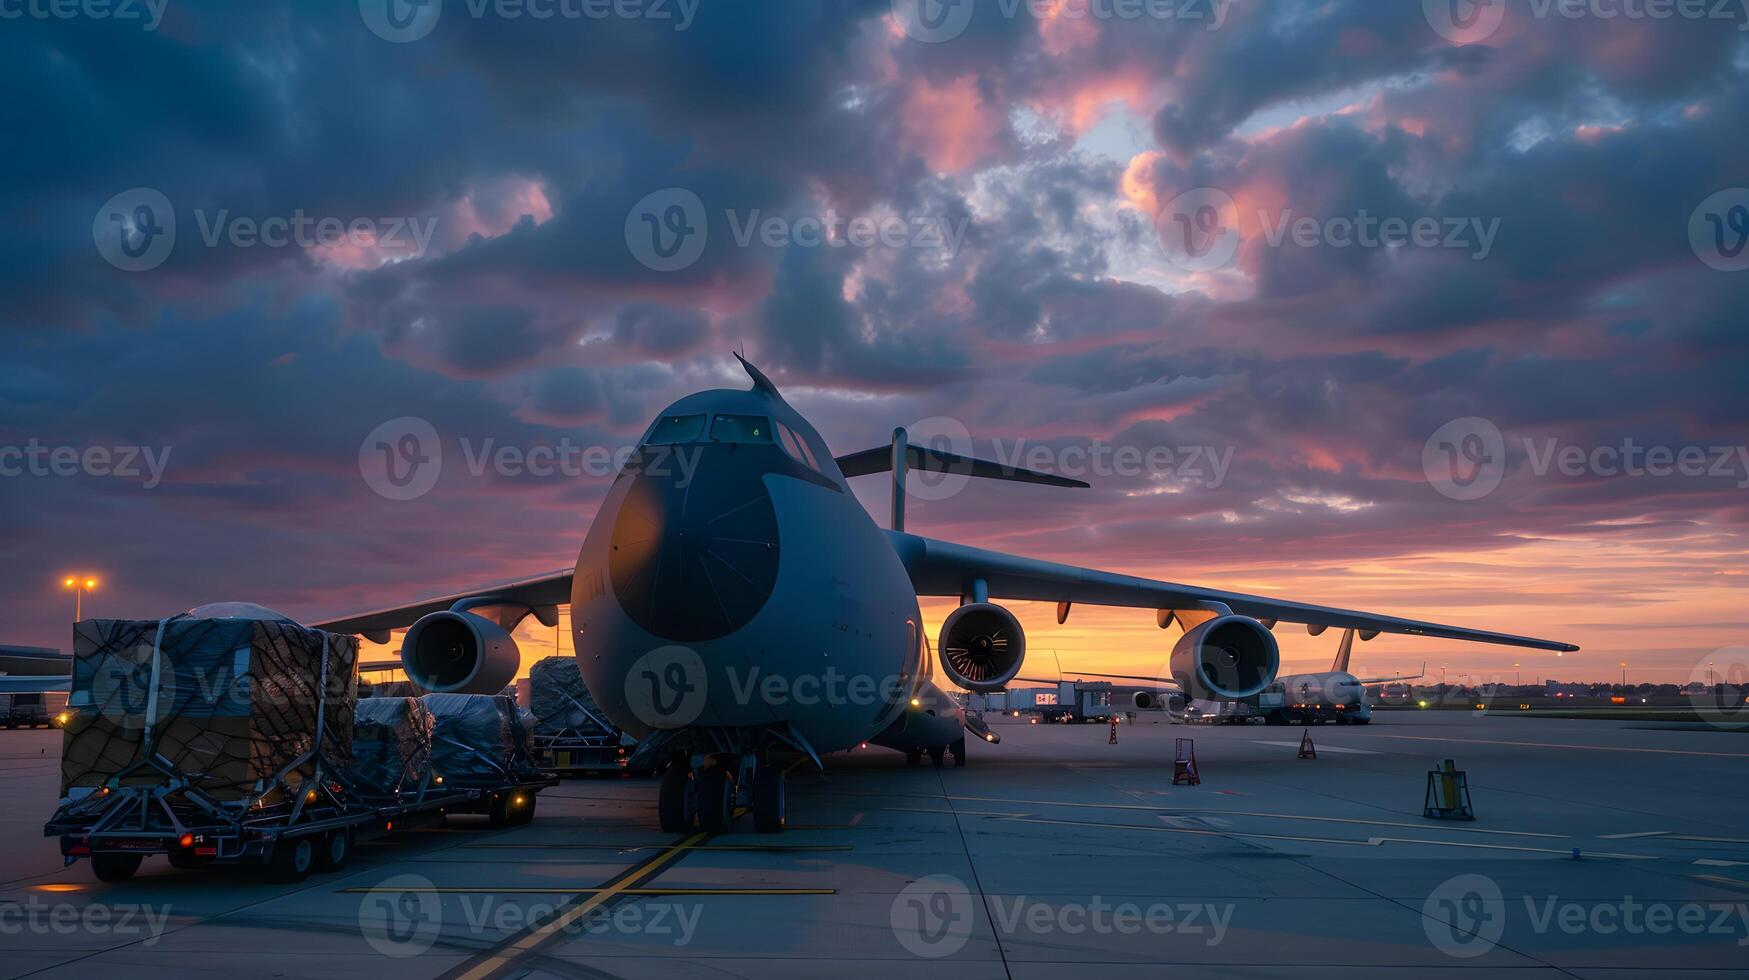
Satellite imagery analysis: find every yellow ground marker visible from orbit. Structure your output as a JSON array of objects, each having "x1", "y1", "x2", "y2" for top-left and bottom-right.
[{"x1": 449, "y1": 831, "x2": 706, "y2": 980}]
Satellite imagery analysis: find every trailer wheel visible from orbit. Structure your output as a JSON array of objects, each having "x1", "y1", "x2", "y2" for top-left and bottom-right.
[
  {"x1": 313, "y1": 830, "x2": 353, "y2": 872},
  {"x1": 91, "y1": 853, "x2": 142, "y2": 883},
  {"x1": 265, "y1": 837, "x2": 314, "y2": 883}
]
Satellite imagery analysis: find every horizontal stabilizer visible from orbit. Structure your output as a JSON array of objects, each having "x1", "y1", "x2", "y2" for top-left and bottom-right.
[{"x1": 835, "y1": 444, "x2": 1089, "y2": 489}]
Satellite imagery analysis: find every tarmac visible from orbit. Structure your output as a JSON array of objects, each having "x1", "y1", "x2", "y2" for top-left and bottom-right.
[{"x1": 2, "y1": 711, "x2": 1747, "y2": 979}]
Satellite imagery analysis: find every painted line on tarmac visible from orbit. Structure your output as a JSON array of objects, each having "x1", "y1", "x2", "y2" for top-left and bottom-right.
[
  {"x1": 943, "y1": 795, "x2": 1566, "y2": 838},
  {"x1": 1599, "y1": 831, "x2": 1671, "y2": 839},
  {"x1": 1694, "y1": 874, "x2": 1749, "y2": 892},
  {"x1": 1251, "y1": 740, "x2": 1380, "y2": 755},
  {"x1": 459, "y1": 842, "x2": 853, "y2": 852},
  {"x1": 1372, "y1": 734, "x2": 1749, "y2": 758},
  {"x1": 345, "y1": 885, "x2": 837, "y2": 895},
  {"x1": 1694, "y1": 859, "x2": 1749, "y2": 868},
  {"x1": 1671, "y1": 834, "x2": 1749, "y2": 844},
  {"x1": 439, "y1": 830, "x2": 707, "y2": 980},
  {"x1": 1000, "y1": 815, "x2": 1660, "y2": 859}
]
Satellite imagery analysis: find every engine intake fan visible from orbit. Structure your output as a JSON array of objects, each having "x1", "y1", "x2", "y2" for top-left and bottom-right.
[
  {"x1": 938, "y1": 602, "x2": 1025, "y2": 692},
  {"x1": 1170, "y1": 615, "x2": 1280, "y2": 701},
  {"x1": 402, "y1": 610, "x2": 521, "y2": 694}
]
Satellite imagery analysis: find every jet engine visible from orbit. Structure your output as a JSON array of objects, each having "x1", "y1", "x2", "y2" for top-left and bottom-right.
[
  {"x1": 938, "y1": 602, "x2": 1025, "y2": 692},
  {"x1": 1170, "y1": 615, "x2": 1280, "y2": 701},
  {"x1": 1131, "y1": 690, "x2": 1159, "y2": 711},
  {"x1": 402, "y1": 610, "x2": 520, "y2": 694}
]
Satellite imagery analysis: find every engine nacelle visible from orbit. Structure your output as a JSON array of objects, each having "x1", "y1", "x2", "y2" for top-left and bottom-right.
[
  {"x1": 1131, "y1": 690, "x2": 1158, "y2": 711},
  {"x1": 1170, "y1": 615, "x2": 1280, "y2": 701},
  {"x1": 402, "y1": 610, "x2": 520, "y2": 694},
  {"x1": 938, "y1": 602, "x2": 1025, "y2": 693}
]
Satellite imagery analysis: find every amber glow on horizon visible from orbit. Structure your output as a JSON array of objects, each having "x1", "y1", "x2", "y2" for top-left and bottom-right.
[{"x1": 355, "y1": 533, "x2": 1744, "y2": 689}]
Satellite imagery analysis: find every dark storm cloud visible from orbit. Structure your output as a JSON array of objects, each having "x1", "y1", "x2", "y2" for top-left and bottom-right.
[{"x1": 4, "y1": 0, "x2": 1748, "y2": 656}]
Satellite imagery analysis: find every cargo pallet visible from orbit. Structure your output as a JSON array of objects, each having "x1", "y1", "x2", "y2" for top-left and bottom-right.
[{"x1": 44, "y1": 754, "x2": 558, "y2": 885}]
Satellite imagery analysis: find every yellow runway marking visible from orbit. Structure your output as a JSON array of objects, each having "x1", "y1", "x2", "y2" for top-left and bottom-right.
[
  {"x1": 449, "y1": 831, "x2": 706, "y2": 980},
  {"x1": 1373, "y1": 734, "x2": 1749, "y2": 758}
]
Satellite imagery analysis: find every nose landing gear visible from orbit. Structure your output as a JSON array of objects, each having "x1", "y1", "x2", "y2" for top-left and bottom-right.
[{"x1": 656, "y1": 751, "x2": 788, "y2": 835}]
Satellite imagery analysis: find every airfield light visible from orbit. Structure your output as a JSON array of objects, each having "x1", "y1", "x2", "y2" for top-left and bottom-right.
[
  {"x1": 1417, "y1": 700, "x2": 1428, "y2": 709},
  {"x1": 909, "y1": 698, "x2": 921, "y2": 708},
  {"x1": 62, "y1": 574, "x2": 100, "y2": 621}
]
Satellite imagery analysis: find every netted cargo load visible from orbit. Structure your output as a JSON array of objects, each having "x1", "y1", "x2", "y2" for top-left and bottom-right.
[
  {"x1": 528, "y1": 655, "x2": 610, "y2": 734},
  {"x1": 424, "y1": 693, "x2": 545, "y2": 786},
  {"x1": 346, "y1": 697, "x2": 434, "y2": 796},
  {"x1": 60, "y1": 607, "x2": 359, "y2": 805}
]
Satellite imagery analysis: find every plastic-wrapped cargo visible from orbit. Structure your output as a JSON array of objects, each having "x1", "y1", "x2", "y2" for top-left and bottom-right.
[
  {"x1": 346, "y1": 697, "x2": 434, "y2": 796},
  {"x1": 60, "y1": 605, "x2": 358, "y2": 804},
  {"x1": 528, "y1": 655, "x2": 609, "y2": 734},
  {"x1": 423, "y1": 693, "x2": 544, "y2": 786}
]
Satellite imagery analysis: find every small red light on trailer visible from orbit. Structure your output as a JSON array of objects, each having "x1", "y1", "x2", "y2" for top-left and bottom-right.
[
  {"x1": 195, "y1": 847, "x2": 217, "y2": 857},
  {"x1": 178, "y1": 834, "x2": 195, "y2": 849},
  {"x1": 384, "y1": 821, "x2": 394, "y2": 831}
]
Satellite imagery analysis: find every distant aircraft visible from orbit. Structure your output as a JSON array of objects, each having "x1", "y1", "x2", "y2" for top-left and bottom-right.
[
  {"x1": 1070, "y1": 628, "x2": 1426, "y2": 725},
  {"x1": 315, "y1": 356, "x2": 1578, "y2": 834}
]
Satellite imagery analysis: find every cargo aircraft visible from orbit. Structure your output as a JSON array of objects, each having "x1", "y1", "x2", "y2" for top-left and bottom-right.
[{"x1": 316, "y1": 357, "x2": 1578, "y2": 834}]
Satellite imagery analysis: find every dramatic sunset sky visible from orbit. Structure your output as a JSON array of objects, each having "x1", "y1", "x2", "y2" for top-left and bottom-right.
[{"x1": 3, "y1": 1, "x2": 1745, "y2": 686}]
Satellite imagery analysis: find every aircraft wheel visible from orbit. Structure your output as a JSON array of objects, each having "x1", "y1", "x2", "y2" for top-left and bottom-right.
[
  {"x1": 658, "y1": 764, "x2": 696, "y2": 833},
  {"x1": 264, "y1": 837, "x2": 314, "y2": 884},
  {"x1": 905, "y1": 750, "x2": 922, "y2": 768},
  {"x1": 313, "y1": 829, "x2": 352, "y2": 872},
  {"x1": 697, "y1": 767, "x2": 735, "y2": 834},
  {"x1": 752, "y1": 767, "x2": 785, "y2": 835},
  {"x1": 928, "y1": 747, "x2": 945, "y2": 768},
  {"x1": 91, "y1": 853, "x2": 141, "y2": 883},
  {"x1": 950, "y1": 737, "x2": 967, "y2": 767}
]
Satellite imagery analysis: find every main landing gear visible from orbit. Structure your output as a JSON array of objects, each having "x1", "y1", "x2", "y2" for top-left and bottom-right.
[
  {"x1": 904, "y1": 739, "x2": 968, "y2": 768},
  {"x1": 658, "y1": 752, "x2": 787, "y2": 836}
]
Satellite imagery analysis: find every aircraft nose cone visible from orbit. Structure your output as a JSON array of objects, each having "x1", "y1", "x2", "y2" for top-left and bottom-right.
[{"x1": 608, "y1": 448, "x2": 781, "y2": 642}]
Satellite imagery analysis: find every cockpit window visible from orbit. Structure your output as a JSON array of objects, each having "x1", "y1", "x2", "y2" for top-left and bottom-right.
[
  {"x1": 645, "y1": 414, "x2": 706, "y2": 445},
  {"x1": 710, "y1": 414, "x2": 774, "y2": 444}
]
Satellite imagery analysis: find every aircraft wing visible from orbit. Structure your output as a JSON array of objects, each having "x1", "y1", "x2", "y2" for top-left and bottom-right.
[
  {"x1": 0, "y1": 676, "x2": 71, "y2": 694},
  {"x1": 312, "y1": 568, "x2": 574, "y2": 637},
  {"x1": 1356, "y1": 663, "x2": 1428, "y2": 685},
  {"x1": 885, "y1": 531, "x2": 1579, "y2": 653}
]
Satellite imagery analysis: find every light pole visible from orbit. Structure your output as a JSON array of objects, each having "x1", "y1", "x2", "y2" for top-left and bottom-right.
[
  {"x1": 1514, "y1": 662, "x2": 1521, "y2": 687},
  {"x1": 62, "y1": 576, "x2": 99, "y2": 622},
  {"x1": 1620, "y1": 661, "x2": 1627, "y2": 688}
]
